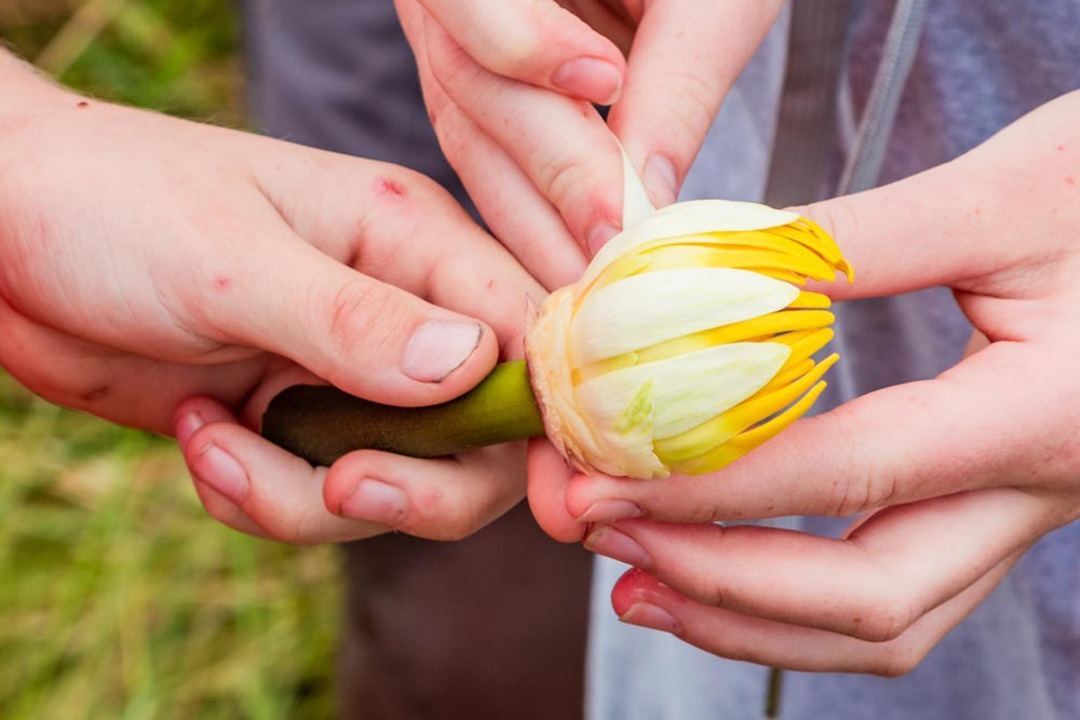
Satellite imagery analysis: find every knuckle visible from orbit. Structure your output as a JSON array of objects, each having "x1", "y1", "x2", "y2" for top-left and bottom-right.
[
  {"x1": 815, "y1": 409, "x2": 893, "y2": 516},
  {"x1": 677, "y1": 532, "x2": 730, "y2": 606},
  {"x1": 485, "y1": 40, "x2": 541, "y2": 79},
  {"x1": 825, "y1": 474, "x2": 872, "y2": 518},
  {"x1": 801, "y1": 196, "x2": 860, "y2": 240},
  {"x1": 320, "y1": 279, "x2": 399, "y2": 365},
  {"x1": 687, "y1": 574, "x2": 729, "y2": 608},
  {"x1": 542, "y1": 157, "x2": 594, "y2": 215},
  {"x1": 414, "y1": 489, "x2": 486, "y2": 542},
  {"x1": 261, "y1": 505, "x2": 318, "y2": 546},
  {"x1": 428, "y1": 107, "x2": 472, "y2": 164},
  {"x1": 427, "y1": 35, "x2": 488, "y2": 94},
  {"x1": 873, "y1": 640, "x2": 930, "y2": 677},
  {"x1": 850, "y1": 589, "x2": 919, "y2": 643},
  {"x1": 664, "y1": 69, "x2": 720, "y2": 139},
  {"x1": 467, "y1": 6, "x2": 545, "y2": 79},
  {"x1": 435, "y1": 520, "x2": 476, "y2": 543},
  {"x1": 687, "y1": 498, "x2": 727, "y2": 525}
]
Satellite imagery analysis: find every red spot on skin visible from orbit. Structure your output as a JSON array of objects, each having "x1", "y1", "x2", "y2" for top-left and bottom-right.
[
  {"x1": 214, "y1": 276, "x2": 232, "y2": 291},
  {"x1": 1066, "y1": 176, "x2": 1076, "y2": 186},
  {"x1": 77, "y1": 101, "x2": 89, "y2": 109},
  {"x1": 377, "y1": 177, "x2": 406, "y2": 198},
  {"x1": 82, "y1": 386, "x2": 109, "y2": 402},
  {"x1": 1057, "y1": 145, "x2": 1066, "y2": 152}
]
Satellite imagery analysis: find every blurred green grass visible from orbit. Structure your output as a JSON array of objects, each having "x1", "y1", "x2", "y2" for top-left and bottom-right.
[{"x1": 0, "y1": 2, "x2": 340, "y2": 718}]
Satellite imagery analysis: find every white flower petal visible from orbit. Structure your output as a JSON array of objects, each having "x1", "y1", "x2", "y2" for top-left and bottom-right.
[
  {"x1": 525, "y1": 286, "x2": 665, "y2": 479},
  {"x1": 575, "y1": 342, "x2": 791, "y2": 441},
  {"x1": 570, "y1": 268, "x2": 799, "y2": 367},
  {"x1": 621, "y1": 143, "x2": 655, "y2": 229},
  {"x1": 584, "y1": 200, "x2": 800, "y2": 287}
]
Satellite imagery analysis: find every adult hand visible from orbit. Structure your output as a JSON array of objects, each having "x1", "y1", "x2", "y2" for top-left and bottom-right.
[
  {"x1": 396, "y1": 0, "x2": 784, "y2": 289},
  {"x1": 0, "y1": 52, "x2": 544, "y2": 545},
  {"x1": 530, "y1": 90, "x2": 1080, "y2": 674}
]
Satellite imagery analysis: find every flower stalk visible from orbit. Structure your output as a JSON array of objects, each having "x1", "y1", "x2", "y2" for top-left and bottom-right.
[{"x1": 262, "y1": 359, "x2": 543, "y2": 466}]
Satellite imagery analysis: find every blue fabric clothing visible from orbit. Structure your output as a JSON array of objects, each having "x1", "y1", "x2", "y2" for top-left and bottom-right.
[{"x1": 587, "y1": 3, "x2": 1080, "y2": 718}]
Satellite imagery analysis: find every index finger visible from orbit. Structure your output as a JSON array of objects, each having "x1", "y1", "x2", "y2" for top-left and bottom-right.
[{"x1": 610, "y1": 0, "x2": 785, "y2": 206}]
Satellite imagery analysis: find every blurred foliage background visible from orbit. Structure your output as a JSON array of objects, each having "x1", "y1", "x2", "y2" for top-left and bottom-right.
[{"x1": 0, "y1": 2, "x2": 341, "y2": 718}]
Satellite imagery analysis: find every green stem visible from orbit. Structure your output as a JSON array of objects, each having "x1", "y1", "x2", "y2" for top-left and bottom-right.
[
  {"x1": 261, "y1": 360, "x2": 545, "y2": 467},
  {"x1": 765, "y1": 668, "x2": 784, "y2": 718}
]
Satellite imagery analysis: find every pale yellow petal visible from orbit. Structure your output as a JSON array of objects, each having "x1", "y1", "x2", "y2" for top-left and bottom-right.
[
  {"x1": 569, "y1": 267, "x2": 799, "y2": 367},
  {"x1": 620, "y1": 143, "x2": 655, "y2": 229},
  {"x1": 574, "y1": 342, "x2": 790, "y2": 441}
]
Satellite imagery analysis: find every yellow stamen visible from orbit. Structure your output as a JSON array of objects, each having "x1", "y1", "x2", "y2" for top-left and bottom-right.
[
  {"x1": 772, "y1": 327, "x2": 835, "y2": 369},
  {"x1": 769, "y1": 221, "x2": 848, "y2": 269},
  {"x1": 584, "y1": 219, "x2": 853, "y2": 297},
  {"x1": 761, "y1": 358, "x2": 815, "y2": 394},
  {"x1": 799, "y1": 218, "x2": 855, "y2": 281},
  {"x1": 753, "y1": 268, "x2": 808, "y2": 285},
  {"x1": 671, "y1": 380, "x2": 829, "y2": 474},
  {"x1": 787, "y1": 291, "x2": 832, "y2": 309},
  {"x1": 685, "y1": 230, "x2": 834, "y2": 265},
  {"x1": 571, "y1": 310, "x2": 834, "y2": 381},
  {"x1": 654, "y1": 354, "x2": 837, "y2": 464},
  {"x1": 636, "y1": 244, "x2": 837, "y2": 281}
]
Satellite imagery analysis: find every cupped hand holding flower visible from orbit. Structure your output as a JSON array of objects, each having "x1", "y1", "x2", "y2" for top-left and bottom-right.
[{"x1": 528, "y1": 90, "x2": 1080, "y2": 674}]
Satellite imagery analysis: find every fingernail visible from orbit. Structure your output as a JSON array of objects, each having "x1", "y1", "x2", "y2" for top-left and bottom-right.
[
  {"x1": 643, "y1": 154, "x2": 678, "y2": 206},
  {"x1": 584, "y1": 525, "x2": 652, "y2": 569},
  {"x1": 620, "y1": 602, "x2": 682, "y2": 634},
  {"x1": 339, "y1": 479, "x2": 408, "y2": 525},
  {"x1": 403, "y1": 321, "x2": 483, "y2": 383},
  {"x1": 552, "y1": 58, "x2": 622, "y2": 105},
  {"x1": 194, "y1": 444, "x2": 249, "y2": 506},
  {"x1": 578, "y1": 499, "x2": 643, "y2": 523},
  {"x1": 585, "y1": 222, "x2": 619, "y2": 256},
  {"x1": 175, "y1": 410, "x2": 205, "y2": 449}
]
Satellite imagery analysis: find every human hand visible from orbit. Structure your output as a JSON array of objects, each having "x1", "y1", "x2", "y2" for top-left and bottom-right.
[
  {"x1": 528, "y1": 90, "x2": 1080, "y2": 674},
  {"x1": 0, "y1": 54, "x2": 544, "y2": 544},
  {"x1": 395, "y1": 0, "x2": 784, "y2": 289}
]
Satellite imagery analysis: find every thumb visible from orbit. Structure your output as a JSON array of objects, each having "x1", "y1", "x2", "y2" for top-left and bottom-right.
[{"x1": 188, "y1": 231, "x2": 498, "y2": 407}]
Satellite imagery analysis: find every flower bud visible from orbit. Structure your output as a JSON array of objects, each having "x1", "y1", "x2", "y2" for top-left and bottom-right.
[{"x1": 525, "y1": 200, "x2": 853, "y2": 479}]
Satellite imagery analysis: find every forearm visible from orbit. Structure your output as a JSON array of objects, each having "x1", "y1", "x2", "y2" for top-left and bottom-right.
[{"x1": 0, "y1": 47, "x2": 72, "y2": 116}]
